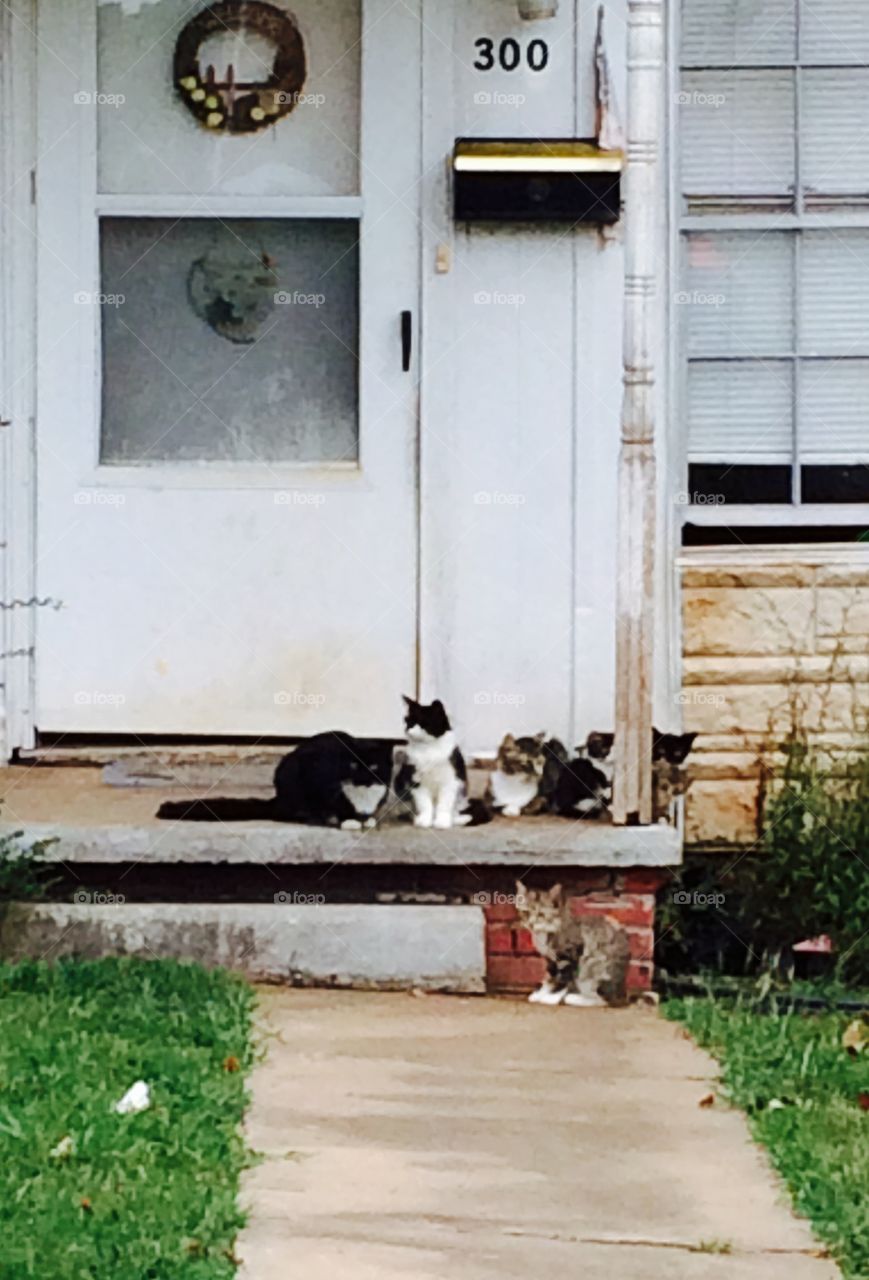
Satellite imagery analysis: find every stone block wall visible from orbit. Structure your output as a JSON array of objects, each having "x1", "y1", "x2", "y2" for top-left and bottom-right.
[{"x1": 680, "y1": 548, "x2": 869, "y2": 849}]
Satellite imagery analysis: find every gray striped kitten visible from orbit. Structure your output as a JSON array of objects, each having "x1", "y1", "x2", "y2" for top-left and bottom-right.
[{"x1": 515, "y1": 881, "x2": 631, "y2": 1007}]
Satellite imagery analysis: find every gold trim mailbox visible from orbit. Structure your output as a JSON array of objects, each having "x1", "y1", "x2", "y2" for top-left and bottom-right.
[{"x1": 453, "y1": 138, "x2": 623, "y2": 224}]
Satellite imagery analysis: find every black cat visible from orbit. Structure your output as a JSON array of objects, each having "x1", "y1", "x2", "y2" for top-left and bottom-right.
[{"x1": 157, "y1": 732, "x2": 394, "y2": 829}]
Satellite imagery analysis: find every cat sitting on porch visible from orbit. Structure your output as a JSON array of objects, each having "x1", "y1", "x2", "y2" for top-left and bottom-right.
[
  {"x1": 157, "y1": 731, "x2": 394, "y2": 830},
  {"x1": 514, "y1": 881, "x2": 630, "y2": 1007},
  {"x1": 485, "y1": 729, "x2": 696, "y2": 823}
]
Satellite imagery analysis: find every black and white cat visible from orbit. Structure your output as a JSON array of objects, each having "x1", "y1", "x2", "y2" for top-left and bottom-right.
[
  {"x1": 394, "y1": 697, "x2": 480, "y2": 830},
  {"x1": 157, "y1": 732, "x2": 393, "y2": 830}
]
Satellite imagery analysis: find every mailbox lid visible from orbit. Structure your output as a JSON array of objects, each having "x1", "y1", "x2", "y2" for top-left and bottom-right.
[{"x1": 453, "y1": 138, "x2": 623, "y2": 223}]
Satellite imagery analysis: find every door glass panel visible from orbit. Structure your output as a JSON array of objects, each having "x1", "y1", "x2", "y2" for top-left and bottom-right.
[
  {"x1": 99, "y1": 217, "x2": 359, "y2": 464},
  {"x1": 97, "y1": 0, "x2": 361, "y2": 196}
]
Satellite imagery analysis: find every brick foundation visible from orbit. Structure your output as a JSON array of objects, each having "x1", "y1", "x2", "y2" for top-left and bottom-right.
[{"x1": 484, "y1": 869, "x2": 665, "y2": 996}]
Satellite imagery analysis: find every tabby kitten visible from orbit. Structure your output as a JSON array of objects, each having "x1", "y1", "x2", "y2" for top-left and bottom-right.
[
  {"x1": 486, "y1": 732, "x2": 567, "y2": 816},
  {"x1": 515, "y1": 881, "x2": 630, "y2": 1007},
  {"x1": 577, "y1": 729, "x2": 696, "y2": 823}
]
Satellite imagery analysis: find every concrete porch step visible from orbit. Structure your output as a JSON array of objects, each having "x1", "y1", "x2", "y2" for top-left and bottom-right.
[{"x1": 0, "y1": 766, "x2": 680, "y2": 867}]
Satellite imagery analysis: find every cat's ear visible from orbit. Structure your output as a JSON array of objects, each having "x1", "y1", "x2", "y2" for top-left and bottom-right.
[
  {"x1": 535, "y1": 731, "x2": 547, "y2": 745},
  {"x1": 402, "y1": 694, "x2": 415, "y2": 708},
  {"x1": 516, "y1": 878, "x2": 528, "y2": 900},
  {"x1": 502, "y1": 732, "x2": 516, "y2": 748},
  {"x1": 548, "y1": 883, "x2": 562, "y2": 902},
  {"x1": 431, "y1": 699, "x2": 445, "y2": 713}
]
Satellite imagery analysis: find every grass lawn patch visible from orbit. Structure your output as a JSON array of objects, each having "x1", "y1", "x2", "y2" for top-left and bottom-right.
[
  {"x1": 667, "y1": 997, "x2": 869, "y2": 1280},
  {"x1": 0, "y1": 958, "x2": 255, "y2": 1279}
]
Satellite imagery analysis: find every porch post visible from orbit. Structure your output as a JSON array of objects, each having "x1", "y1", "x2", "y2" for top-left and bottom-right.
[{"x1": 612, "y1": 0, "x2": 663, "y2": 825}]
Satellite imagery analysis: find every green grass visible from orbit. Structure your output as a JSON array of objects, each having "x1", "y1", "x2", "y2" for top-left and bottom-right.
[
  {"x1": 0, "y1": 958, "x2": 255, "y2": 1280},
  {"x1": 666, "y1": 998, "x2": 869, "y2": 1280}
]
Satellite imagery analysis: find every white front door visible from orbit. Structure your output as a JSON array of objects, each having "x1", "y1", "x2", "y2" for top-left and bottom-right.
[{"x1": 35, "y1": 0, "x2": 420, "y2": 738}]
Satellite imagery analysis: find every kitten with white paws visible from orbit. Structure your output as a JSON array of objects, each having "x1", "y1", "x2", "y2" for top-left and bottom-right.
[{"x1": 395, "y1": 697, "x2": 477, "y2": 830}]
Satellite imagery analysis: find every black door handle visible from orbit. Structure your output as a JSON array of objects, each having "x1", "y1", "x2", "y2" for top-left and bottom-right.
[{"x1": 401, "y1": 310, "x2": 412, "y2": 372}]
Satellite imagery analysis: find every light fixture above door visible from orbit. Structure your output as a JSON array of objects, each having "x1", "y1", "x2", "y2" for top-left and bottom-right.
[{"x1": 517, "y1": 0, "x2": 558, "y2": 18}]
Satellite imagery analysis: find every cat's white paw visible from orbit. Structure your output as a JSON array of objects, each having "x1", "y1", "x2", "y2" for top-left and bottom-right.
[
  {"x1": 433, "y1": 815, "x2": 453, "y2": 830},
  {"x1": 340, "y1": 818, "x2": 362, "y2": 831},
  {"x1": 453, "y1": 812, "x2": 473, "y2": 827},
  {"x1": 413, "y1": 815, "x2": 433, "y2": 829},
  {"x1": 502, "y1": 806, "x2": 521, "y2": 818},
  {"x1": 529, "y1": 986, "x2": 567, "y2": 1006},
  {"x1": 563, "y1": 992, "x2": 606, "y2": 1008},
  {"x1": 363, "y1": 817, "x2": 377, "y2": 829}
]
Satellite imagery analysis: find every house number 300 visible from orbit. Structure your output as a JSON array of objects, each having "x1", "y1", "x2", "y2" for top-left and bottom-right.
[{"x1": 473, "y1": 37, "x2": 549, "y2": 72}]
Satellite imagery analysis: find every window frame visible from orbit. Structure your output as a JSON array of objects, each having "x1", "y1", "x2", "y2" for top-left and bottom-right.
[{"x1": 670, "y1": 0, "x2": 869, "y2": 528}]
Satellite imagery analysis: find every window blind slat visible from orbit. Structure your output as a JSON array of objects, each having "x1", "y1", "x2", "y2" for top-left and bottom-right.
[
  {"x1": 688, "y1": 361, "x2": 794, "y2": 455},
  {"x1": 803, "y1": 71, "x2": 869, "y2": 198},
  {"x1": 800, "y1": 0, "x2": 869, "y2": 64},
  {"x1": 681, "y1": 0, "x2": 796, "y2": 66},
  {"x1": 680, "y1": 71, "x2": 795, "y2": 198},
  {"x1": 801, "y1": 361, "x2": 869, "y2": 460},
  {"x1": 684, "y1": 232, "x2": 793, "y2": 356},
  {"x1": 800, "y1": 231, "x2": 869, "y2": 357}
]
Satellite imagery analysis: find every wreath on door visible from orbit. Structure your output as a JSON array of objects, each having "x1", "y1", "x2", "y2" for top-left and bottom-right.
[{"x1": 174, "y1": 1, "x2": 307, "y2": 134}]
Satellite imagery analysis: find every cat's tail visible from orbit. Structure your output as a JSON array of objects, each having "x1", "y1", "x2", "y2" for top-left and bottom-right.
[{"x1": 157, "y1": 797, "x2": 280, "y2": 822}]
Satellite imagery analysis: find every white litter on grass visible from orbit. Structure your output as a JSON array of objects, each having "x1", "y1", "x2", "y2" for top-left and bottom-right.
[
  {"x1": 49, "y1": 1134, "x2": 75, "y2": 1159},
  {"x1": 114, "y1": 1081, "x2": 151, "y2": 1114}
]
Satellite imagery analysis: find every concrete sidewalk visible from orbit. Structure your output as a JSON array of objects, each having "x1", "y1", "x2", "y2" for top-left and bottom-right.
[{"x1": 237, "y1": 990, "x2": 839, "y2": 1280}]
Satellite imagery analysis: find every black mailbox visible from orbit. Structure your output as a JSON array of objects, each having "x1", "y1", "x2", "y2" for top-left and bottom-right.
[{"x1": 453, "y1": 138, "x2": 622, "y2": 224}]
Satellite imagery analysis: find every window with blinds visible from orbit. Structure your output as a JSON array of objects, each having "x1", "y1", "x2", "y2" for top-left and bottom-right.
[{"x1": 678, "y1": 0, "x2": 869, "y2": 510}]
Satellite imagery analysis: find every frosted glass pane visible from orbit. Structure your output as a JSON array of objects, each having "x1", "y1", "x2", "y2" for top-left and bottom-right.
[
  {"x1": 681, "y1": 0, "x2": 796, "y2": 66},
  {"x1": 688, "y1": 361, "x2": 793, "y2": 456},
  {"x1": 803, "y1": 71, "x2": 869, "y2": 198},
  {"x1": 801, "y1": 360, "x2": 869, "y2": 459},
  {"x1": 801, "y1": 1, "x2": 869, "y2": 63},
  {"x1": 683, "y1": 232, "x2": 793, "y2": 356},
  {"x1": 100, "y1": 218, "x2": 359, "y2": 464},
  {"x1": 800, "y1": 231, "x2": 869, "y2": 357},
  {"x1": 680, "y1": 71, "x2": 795, "y2": 198},
  {"x1": 97, "y1": 0, "x2": 360, "y2": 196}
]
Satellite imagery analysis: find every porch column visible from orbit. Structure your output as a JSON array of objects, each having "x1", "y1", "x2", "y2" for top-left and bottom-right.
[{"x1": 612, "y1": 0, "x2": 663, "y2": 825}]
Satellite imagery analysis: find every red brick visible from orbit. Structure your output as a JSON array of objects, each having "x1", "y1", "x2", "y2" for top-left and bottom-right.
[
  {"x1": 483, "y1": 903, "x2": 519, "y2": 923},
  {"x1": 627, "y1": 927, "x2": 655, "y2": 961},
  {"x1": 485, "y1": 925, "x2": 515, "y2": 953},
  {"x1": 623, "y1": 869, "x2": 669, "y2": 894},
  {"x1": 627, "y1": 961, "x2": 653, "y2": 992},
  {"x1": 512, "y1": 927, "x2": 539, "y2": 955},
  {"x1": 569, "y1": 894, "x2": 654, "y2": 929},
  {"x1": 487, "y1": 954, "x2": 546, "y2": 991}
]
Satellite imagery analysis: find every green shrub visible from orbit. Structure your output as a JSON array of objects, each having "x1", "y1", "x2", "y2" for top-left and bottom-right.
[{"x1": 741, "y1": 736, "x2": 869, "y2": 985}]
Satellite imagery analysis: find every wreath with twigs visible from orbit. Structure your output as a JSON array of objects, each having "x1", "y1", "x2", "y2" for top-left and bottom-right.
[{"x1": 174, "y1": 1, "x2": 307, "y2": 134}]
